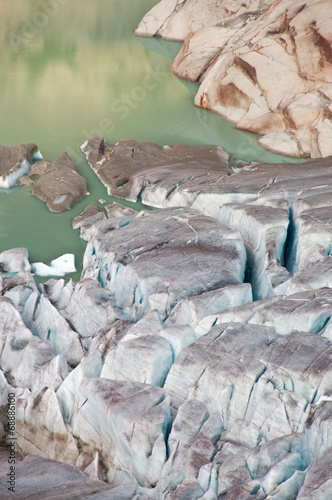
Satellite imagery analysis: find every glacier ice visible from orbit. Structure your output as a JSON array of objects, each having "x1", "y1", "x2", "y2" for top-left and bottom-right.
[
  {"x1": 31, "y1": 253, "x2": 76, "y2": 277},
  {"x1": 0, "y1": 247, "x2": 31, "y2": 273},
  {"x1": 2, "y1": 141, "x2": 332, "y2": 497},
  {"x1": 0, "y1": 297, "x2": 68, "y2": 392},
  {"x1": 69, "y1": 378, "x2": 171, "y2": 487},
  {"x1": 81, "y1": 207, "x2": 246, "y2": 321},
  {"x1": 21, "y1": 291, "x2": 84, "y2": 366},
  {"x1": 16, "y1": 386, "x2": 79, "y2": 464},
  {"x1": 0, "y1": 158, "x2": 31, "y2": 188}
]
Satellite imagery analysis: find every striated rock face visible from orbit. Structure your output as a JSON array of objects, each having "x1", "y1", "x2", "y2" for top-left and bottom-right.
[
  {"x1": 136, "y1": 0, "x2": 332, "y2": 158},
  {"x1": 0, "y1": 143, "x2": 42, "y2": 188},
  {"x1": 19, "y1": 152, "x2": 88, "y2": 212},
  {"x1": 2, "y1": 143, "x2": 332, "y2": 497},
  {"x1": 135, "y1": 0, "x2": 273, "y2": 42}
]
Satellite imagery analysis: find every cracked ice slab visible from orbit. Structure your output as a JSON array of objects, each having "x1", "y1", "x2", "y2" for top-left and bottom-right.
[
  {"x1": 198, "y1": 433, "x2": 310, "y2": 498},
  {"x1": 0, "y1": 248, "x2": 31, "y2": 274},
  {"x1": 16, "y1": 386, "x2": 79, "y2": 464},
  {"x1": 0, "y1": 297, "x2": 68, "y2": 392},
  {"x1": 81, "y1": 138, "x2": 332, "y2": 299},
  {"x1": 82, "y1": 206, "x2": 246, "y2": 321},
  {"x1": 69, "y1": 378, "x2": 171, "y2": 487},
  {"x1": 80, "y1": 138, "x2": 332, "y2": 216},
  {"x1": 164, "y1": 322, "x2": 277, "y2": 420},
  {"x1": 41, "y1": 278, "x2": 117, "y2": 341},
  {"x1": 164, "y1": 321, "x2": 332, "y2": 442},
  {"x1": 197, "y1": 288, "x2": 332, "y2": 338}
]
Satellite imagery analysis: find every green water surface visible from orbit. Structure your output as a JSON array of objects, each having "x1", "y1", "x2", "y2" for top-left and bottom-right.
[{"x1": 0, "y1": 0, "x2": 299, "y2": 280}]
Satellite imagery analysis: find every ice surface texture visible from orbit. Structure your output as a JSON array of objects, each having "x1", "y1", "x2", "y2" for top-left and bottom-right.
[{"x1": 1, "y1": 140, "x2": 332, "y2": 498}]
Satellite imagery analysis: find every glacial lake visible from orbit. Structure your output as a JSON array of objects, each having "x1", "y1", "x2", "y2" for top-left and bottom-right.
[{"x1": 0, "y1": 0, "x2": 299, "y2": 282}]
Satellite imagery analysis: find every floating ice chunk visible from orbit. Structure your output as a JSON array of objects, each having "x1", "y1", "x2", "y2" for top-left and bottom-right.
[
  {"x1": 31, "y1": 253, "x2": 76, "y2": 277},
  {"x1": 31, "y1": 262, "x2": 64, "y2": 277},
  {"x1": 32, "y1": 149, "x2": 43, "y2": 161},
  {"x1": 50, "y1": 253, "x2": 76, "y2": 274},
  {"x1": 0, "y1": 158, "x2": 31, "y2": 188}
]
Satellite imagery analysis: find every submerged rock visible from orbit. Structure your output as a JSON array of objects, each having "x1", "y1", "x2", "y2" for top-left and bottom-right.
[
  {"x1": 19, "y1": 152, "x2": 88, "y2": 212},
  {"x1": 0, "y1": 143, "x2": 42, "y2": 188},
  {"x1": 136, "y1": 0, "x2": 332, "y2": 158}
]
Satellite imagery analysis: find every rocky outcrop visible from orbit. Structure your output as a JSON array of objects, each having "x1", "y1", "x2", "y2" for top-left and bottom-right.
[
  {"x1": 0, "y1": 143, "x2": 42, "y2": 188},
  {"x1": 19, "y1": 152, "x2": 88, "y2": 212},
  {"x1": 136, "y1": 0, "x2": 332, "y2": 158}
]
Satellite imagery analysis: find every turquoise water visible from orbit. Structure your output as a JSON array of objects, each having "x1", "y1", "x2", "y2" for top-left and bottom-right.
[{"x1": 0, "y1": 0, "x2": 299, "y2": 280}]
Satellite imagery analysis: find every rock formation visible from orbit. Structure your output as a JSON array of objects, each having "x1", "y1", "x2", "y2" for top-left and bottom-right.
[
  {"x1": 19, "y1": 152, "x2": 88, "y2": 212},
  {"x1": 136, "y1": 0, "x2": 332, "y2": 158},
  {"x1": 1, "y1": 140, "x2": 332, "y2": 498}
]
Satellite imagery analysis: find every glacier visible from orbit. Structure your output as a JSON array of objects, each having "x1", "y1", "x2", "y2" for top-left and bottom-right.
[{"x1": 1, "y1": 141, "x2": 332, "y2": 498}]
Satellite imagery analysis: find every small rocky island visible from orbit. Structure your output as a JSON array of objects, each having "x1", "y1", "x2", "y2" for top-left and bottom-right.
[{"x1": 1, "y1": 0, "x2": 332, "y2": 498}]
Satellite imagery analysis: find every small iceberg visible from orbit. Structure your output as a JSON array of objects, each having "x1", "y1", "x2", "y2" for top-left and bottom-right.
[
  {"x1": 0, "y1": 143, "x2": 44, "y2": 188},
  {"x1": 0, "y1": 159, "x2": 31, "y2": 189},
  {"x1": 31, "y1": 253, "x2": 76, "y2": 277},
  {"x1": 32, "y1": 149, "x2": 44, "y2": 161}
]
